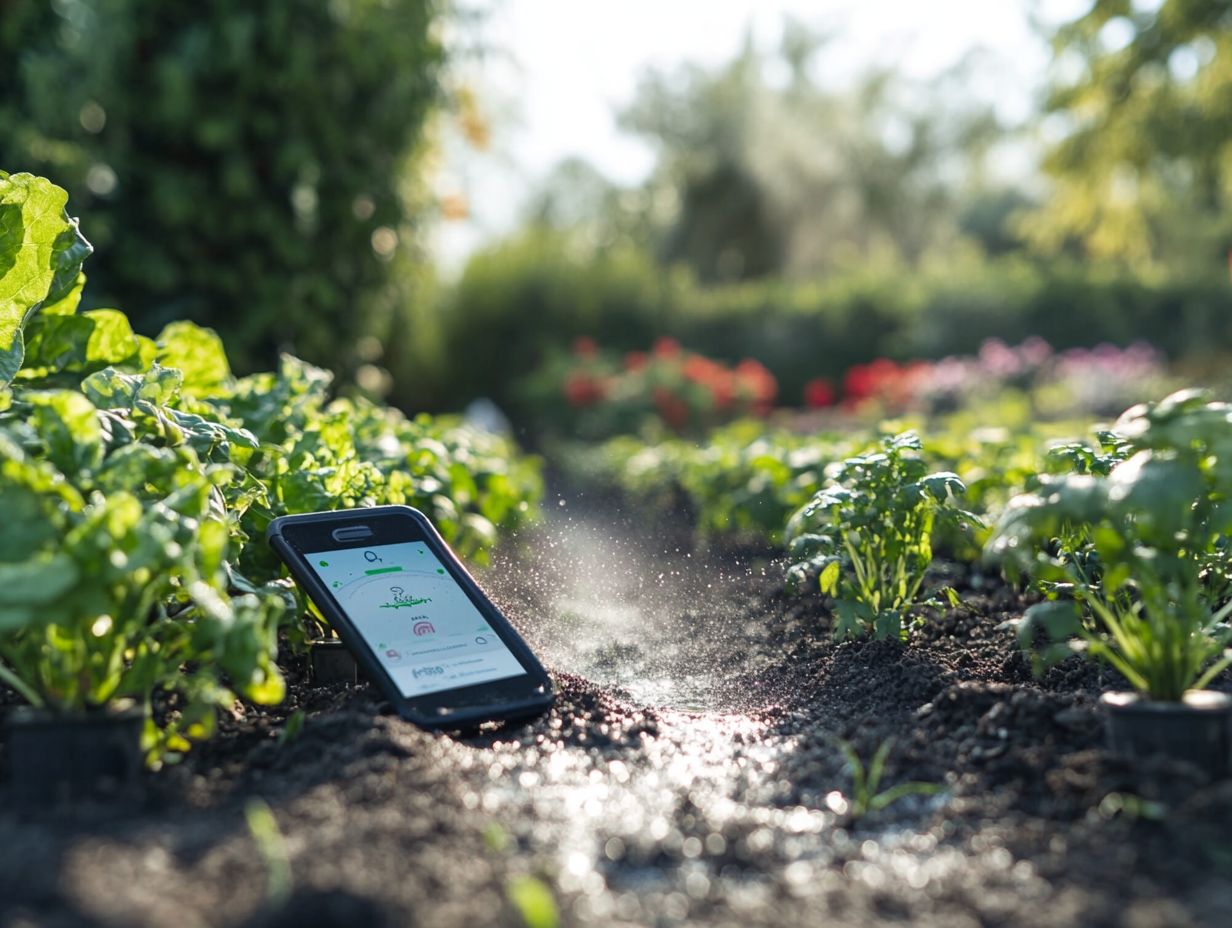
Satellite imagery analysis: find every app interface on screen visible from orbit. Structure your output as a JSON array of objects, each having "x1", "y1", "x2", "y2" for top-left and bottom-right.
[{"x1": 304, "y1": 541, "x2": 526, "y2": 697}]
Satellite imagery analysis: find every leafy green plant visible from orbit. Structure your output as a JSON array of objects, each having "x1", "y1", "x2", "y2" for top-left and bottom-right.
[
  {"x1": 219, "y1": 353, "x2": 542, "y2": 582},
  {"x1": 786, "y1": 431, "x2": 980, "y2": 640},
  {"x1": 0, "y1": 172, "x2": 281, "y2": 760},
  {"x1": 828, "y1": 737, "x2": 942, "y2": 819},
  {"x1": 0, "y1": 172, "x2": 543, "y2": 762},
  {"x1": 572, "y1": 419, "x2": 861, "y2": 544},
  {"x1": 987, "y1": 391, "x2": 1232, "y2": 701},
  {"x1": 1046, "y1": 429, "x2": 1132, "y2": 477},
  {"x1": 0, "y1": 171, "x2": 93, "y2": 384},
  {"x1": 0, "y1": 396, "x2": 286, "y2": 760}
]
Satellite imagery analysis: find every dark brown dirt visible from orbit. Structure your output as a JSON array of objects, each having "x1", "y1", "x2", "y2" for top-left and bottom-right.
[{"x1": 2, "y1": 502, "x2": 1231, "y2": 928}]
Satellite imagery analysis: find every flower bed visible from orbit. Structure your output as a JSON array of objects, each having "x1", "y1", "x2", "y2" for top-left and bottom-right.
[{"x1": 519, "y1": 337, "x2": 777, "y2": 438}]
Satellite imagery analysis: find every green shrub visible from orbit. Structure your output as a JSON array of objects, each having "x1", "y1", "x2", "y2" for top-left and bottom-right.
[
  {"x1": 0, "y1": 0, "x2": 444, "y2": 374},
  {"x1": 670, "y1": 268, "x2": 917, "y2": 405},
  {"x1": 434, "y1": 230, "x2": 671, "y2": 412}
]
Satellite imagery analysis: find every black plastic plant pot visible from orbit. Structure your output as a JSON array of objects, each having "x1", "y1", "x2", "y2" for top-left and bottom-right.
[
  {"x1": 1101, "y1": 690, "x2": 1232, "y2": 778},
  {"x1": 308, "y1": 638, "x2": 360, "y2": 685},
  {"x1": 5, "y1": 703, "x2": 146, "y2": 802}
]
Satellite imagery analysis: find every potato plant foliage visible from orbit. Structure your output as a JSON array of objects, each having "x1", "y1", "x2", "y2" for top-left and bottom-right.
[
  {"x1": 0, "y1": 173, "x2": 542, "y2": 762},
  {"x1": 786, "y1": 432, "x2": 980, "y2": 641},
  {"x1": 586, "y1": 421, "x2": 855, "y2": 543}
]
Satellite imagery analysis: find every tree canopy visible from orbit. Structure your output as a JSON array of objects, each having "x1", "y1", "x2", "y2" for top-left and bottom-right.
[
  {"x1": 1024, "y1": 0, "x2": 1232, "y2": 266},
  {"x1": 528, "y1": 25, "x2": 1012, "y2": 283}
]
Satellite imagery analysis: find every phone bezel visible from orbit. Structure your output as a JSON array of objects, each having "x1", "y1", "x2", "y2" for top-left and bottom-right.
[{"x1": 267, "y1": 505, "x2": 552, "y2": 729}]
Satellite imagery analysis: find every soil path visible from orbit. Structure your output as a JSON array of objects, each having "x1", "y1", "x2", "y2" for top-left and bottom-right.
[{"x1": 1, "y1": 497, "x2": 1231, "y2": 927}]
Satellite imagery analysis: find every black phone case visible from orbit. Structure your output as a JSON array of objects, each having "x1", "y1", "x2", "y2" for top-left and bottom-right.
[{"x1": 266, "y1": 505, "x2": 553, "y2": 730}]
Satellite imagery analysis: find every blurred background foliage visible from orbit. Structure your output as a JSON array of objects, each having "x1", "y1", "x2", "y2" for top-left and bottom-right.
[
  {"x1": 0, "y1": 0, "x2": 444, "y2": 377},
  {"x1": 535, "y1": 23, "x2": 1007, "y2": 281},
  {"x1": 432, "y1": 0, "x2": 1232, "y2": 419},
  {"x1": 1024, "y1": 0, "x2": 1232, "y2": 266},
  {"x1": 1, "y1": 0, "x2": 1229, "y2": 426}
]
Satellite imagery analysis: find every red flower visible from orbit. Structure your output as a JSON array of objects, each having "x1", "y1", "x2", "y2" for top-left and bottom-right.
[
  {"x1": 709, "y1": 374, "x2": 735, "y2": 410},
  {"x1": 625, "y1": 351, "x2": 648, "y2": 371},
  {"x1": 564, "y1": 373, "x2": 605, "y2": 407},
  {"x1": 683, "y1": 354, "x2": 725, "y2": 385},
  {"x1": 653, "y1": 386, "x2": 689, "y2": 430},
  {"x1": 843, "y1": 364, "x2": 871, "y2": 402},
  {"x1": 735, "y1": 358, "x2": 777, "y2": 410},
  {"x1": 653, "y1": 336, "x2": 681, "y2": 359},
  {"x1": 844, "y1": 358, "x2": 902, "y2": 404},
  {"x1": 803, "y1": 377, "x2": 835, "y2": 409},
  {"x1": 573, "y1": 336, "x2": 598, "y2": 358}
]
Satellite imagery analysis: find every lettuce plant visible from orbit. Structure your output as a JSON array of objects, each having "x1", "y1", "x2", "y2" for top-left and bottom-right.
[
  {"x1": 786, "y1": 431, "x2": 980, "y2": 640},
  {"x1": 0, "y1": 171, "x2": 543, "y2": 763},
  {"x1": 0, "y1": 397, "x2": 285, "y2": 761},
  {"x1": 987, "y1": 391, "x2": 1232, "y2": 701}
]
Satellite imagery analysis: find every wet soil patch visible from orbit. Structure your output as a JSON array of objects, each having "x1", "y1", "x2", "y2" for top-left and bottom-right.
[{"x1": 2, "y1": 504, "x2": 1232, "y2": 927}]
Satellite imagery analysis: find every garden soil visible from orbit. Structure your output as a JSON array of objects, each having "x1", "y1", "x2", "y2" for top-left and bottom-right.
[{"x1": 2, "y1": 497, "x2": 1231, "y2": 928}]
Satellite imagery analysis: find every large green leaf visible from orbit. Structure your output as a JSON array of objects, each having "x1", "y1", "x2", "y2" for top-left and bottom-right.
[
  {"x1": 38, "y1": 272, "x2": 85, "y2": 316},
  {"x1": 0, "y1": 553, "x2": 80, "y2": 622},
  {"x1": 1107, "y1": 451, "x2": 1202, "y2": 541},
  {"x1": 83, "y1": 365, "x2": 183, "y2": 409},
  {"x1": 24, "y1": 390, "x2": 105, "y2": 475},
  {"x1": 0, "y1": 173, "x2": 92, "y2": 385},
  {"x1": 20, "y1": 308, "x2": 146, "y2": 379},
  {"x1": 156, "y1": 321, "x2": 232, "y2": 395}
]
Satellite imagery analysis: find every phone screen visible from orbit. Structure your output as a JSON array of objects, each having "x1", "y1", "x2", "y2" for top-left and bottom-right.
[{"x1": 302, "y1": 541, "x2": 527, "y2": 697}]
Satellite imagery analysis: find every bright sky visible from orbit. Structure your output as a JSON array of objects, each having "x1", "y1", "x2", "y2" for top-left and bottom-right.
[{"x1": 434, "y1": 0, "x2": 1091, "y2": 268}]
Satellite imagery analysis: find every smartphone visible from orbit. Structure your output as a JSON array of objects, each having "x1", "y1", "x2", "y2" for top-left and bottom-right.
[{"x1": 267, "y1": 505, "x2": 553, "y2": 729}]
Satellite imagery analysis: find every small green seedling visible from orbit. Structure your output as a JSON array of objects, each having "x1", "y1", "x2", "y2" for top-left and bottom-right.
[
  {"x1": 277, "y1": 710, "x2": 306, "y2": 747},
  {"x1": 483, "y1": 822, "x2": 511, "y2": 854},
  {"x1": 828, "y1": 737, "x2": 942, "y2": 819},
  {"x1": 506, "y1": 875, "x2": 559, "y2": 928},
  {"x1": 787, "y1": 431, "x2": 981, "y2": 640},
  {"x1": 245, "y1": 798, "x2": 292, "y2": 905},
  {"x1": 1096, "y1": 792, "x2": 1166, "y2": 822}
]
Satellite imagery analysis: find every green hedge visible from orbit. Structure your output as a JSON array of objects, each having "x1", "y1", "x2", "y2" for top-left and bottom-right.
[
  {"x1": 420, "y1": 232, "x2": 1231, "y2": 414},
  {"x1": 431, "y1": 231, "x2": 671, "y2": 411},
  {"x1": 0, "y1": 0, "x2": 444, "y2": 375}
]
